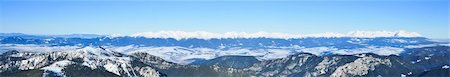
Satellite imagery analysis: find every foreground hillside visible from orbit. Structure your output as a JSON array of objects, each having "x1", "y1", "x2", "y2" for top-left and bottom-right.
[{"x1": 0, "y1": 46, "x2": 448, "y2": 77}]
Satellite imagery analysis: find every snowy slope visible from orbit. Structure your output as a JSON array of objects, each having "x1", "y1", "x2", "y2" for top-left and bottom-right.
[{"x1": 1, "y1": 43, "x2": 448, "y2": 65}]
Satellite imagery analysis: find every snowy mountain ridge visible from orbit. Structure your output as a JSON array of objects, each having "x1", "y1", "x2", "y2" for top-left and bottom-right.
[
  {"x1": 0, "y1": 30, "x2": 423, "y2": 40},
  {"x1": 127, "y1": 30, "x2": 422, "y2": 40}
]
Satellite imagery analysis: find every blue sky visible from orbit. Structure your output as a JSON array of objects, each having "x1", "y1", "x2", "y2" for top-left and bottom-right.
[{"x1": 0, "y1": 0, "x2": 448, "y2": 38}]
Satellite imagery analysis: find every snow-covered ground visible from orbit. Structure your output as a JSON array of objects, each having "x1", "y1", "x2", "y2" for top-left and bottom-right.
[
  {"x1": 2, "y1": 43, "x2": 448, "y2": 65},
  {"x1": 41, "y1": 60, "x2": 75, "y2": 76}
]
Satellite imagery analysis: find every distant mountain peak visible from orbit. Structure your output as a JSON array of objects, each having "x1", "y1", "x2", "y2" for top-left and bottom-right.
[{"x1": 347, "y1": 30, "x2": 421, "y2": 38}]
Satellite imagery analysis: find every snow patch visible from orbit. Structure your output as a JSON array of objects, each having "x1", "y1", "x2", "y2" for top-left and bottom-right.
[
  {"x1": 258, "y1": 49, "x2": 292, "y2": 60},
  {"x1": 300, "y1": 47, "x2": 337, "y2": 56},
  {"x1": 104, "y1": 63, "x2": 121, "y2": 75},
  {"x1": 41, "y1": 60, "x2": 75, "y2": 76},
  {"x1": 443, "y1": 65, "x2": 449, "y2": 69},
  {"x1": 401, "y1": 74, "x2": 406, "y2": 77},
  {"x1": 332, "y1": 46, "x2": 404, "y2": 56},
  {"x1": 424, "y1": 57, "x2": 431, "y2": 60}
]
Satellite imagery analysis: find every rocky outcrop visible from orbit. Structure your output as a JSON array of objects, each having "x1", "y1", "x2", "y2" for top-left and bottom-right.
[{"x1": 330, "y1": 56, "x2": 391, "y2": 77}]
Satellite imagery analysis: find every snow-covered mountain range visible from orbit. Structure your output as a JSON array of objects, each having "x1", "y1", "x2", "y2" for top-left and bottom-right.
[
  {"x1": 0, "y1": 31, "x2": 448, "y2": 77},
  {"x1": 128, "y1": 30, "x2": 422, "y2": 39}
]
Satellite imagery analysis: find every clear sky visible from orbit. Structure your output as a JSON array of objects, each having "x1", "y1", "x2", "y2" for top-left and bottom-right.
[{"x1": 0, "y1": 0, "x2": 448, "y2": 38}]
